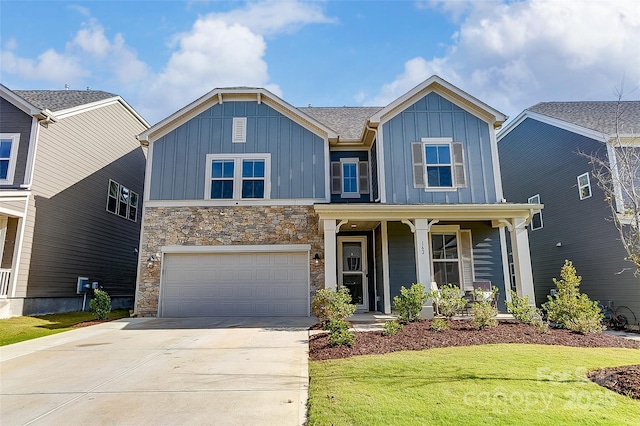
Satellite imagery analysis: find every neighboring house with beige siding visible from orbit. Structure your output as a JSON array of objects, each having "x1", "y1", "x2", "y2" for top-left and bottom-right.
[{"x1": 0, "y1": 84, "x2": 149, "y2": 318}]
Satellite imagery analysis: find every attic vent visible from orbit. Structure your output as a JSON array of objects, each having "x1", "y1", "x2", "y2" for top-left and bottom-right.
[{"x1": 232, "y1": 117, "x2": 247, "y2": 143}]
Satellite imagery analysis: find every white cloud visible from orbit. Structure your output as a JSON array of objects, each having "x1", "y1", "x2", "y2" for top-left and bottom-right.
[
  {"x1": 367, "y1": 0, "x2": 640, "y2": 117},
  {"x1": 0, "y1": 48, "x2": 88, "y2": 84},
  {"x1": 208, "y1": 0, "x2": 337, "y2": 35}
]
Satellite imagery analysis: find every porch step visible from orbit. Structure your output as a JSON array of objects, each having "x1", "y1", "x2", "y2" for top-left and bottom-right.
[{"x1": 350, "y1": 313, "x2": 397, "y2": 324}]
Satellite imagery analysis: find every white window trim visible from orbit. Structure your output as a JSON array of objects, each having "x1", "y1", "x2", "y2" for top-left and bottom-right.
[
  {"x1": 577, "y1": 172, "x2": 592, "y2": 200},
  {"x1": 528, "y1": 194, "x2": 543, "y2": 230},
  {"x1": 0, "y1": 133, "x2": 20, "y2": 185},
  {"x1": 422, "y1": 138, "x2": 454, "y2": 190},
  {"x1": 429, "y1": 225, "x2": 462, "y2": 289},
  {"x1": 205, "y1": 153, "x2": 271, "y2": 200},
  {"x1": 340, "y1": 157, "x2": 360, "y2": 199},
  {"x1": 232, "y1": 117, "x2": 247, "y2": 143},
  {"x1": 106, "y1": 179, "x2": 138, "y2": 222}
]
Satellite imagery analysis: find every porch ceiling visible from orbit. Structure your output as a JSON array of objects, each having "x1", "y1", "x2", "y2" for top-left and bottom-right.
[{"x1": 314, "y1": 203, "x2": 542, "y2": 222}]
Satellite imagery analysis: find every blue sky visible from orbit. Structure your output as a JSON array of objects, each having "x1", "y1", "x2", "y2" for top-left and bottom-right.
[{"x1": 1, "y1": 0, "x2": 638, "y2": 124}]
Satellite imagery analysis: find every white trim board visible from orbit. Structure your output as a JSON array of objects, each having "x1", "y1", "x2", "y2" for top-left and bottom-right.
[{"x1": 144, "y1": 198, "x2": 319, "y2": 208}]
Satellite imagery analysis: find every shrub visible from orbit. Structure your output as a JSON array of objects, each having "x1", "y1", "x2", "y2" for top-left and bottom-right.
[
  {"x1": 382, "y1": 320, "x2": 404, "y2": 336},
  {"x1": 393, "y1": 283, "x2": 428, "y2": 323},
  {"x1": 542, "y1": 260, "x2": 603, "y2": 333},
  {"x1": 312, "y1": 287, "x2": 357, "y2": 324},
  {"x1": 506, "y1": 290, "x2": 549, "y2": 333},
  {"x1": 328, "y1": 329, "x2": 355, "y2": 347},
  {"x1": 429, "y1": 284, "x2": 467, "y2": 318},
  {"x1": 471, "y1": 302, "x2": 498, "y2": 329},
  {"x1": 506, "y1": 290, "x2": 536, "y2": 323},
  {"x1": 89, "y1": 289, "x2": 111, "y2": 320},
  {"x1": 429, "y1": 317, "x2": 449, "y2": 332}
]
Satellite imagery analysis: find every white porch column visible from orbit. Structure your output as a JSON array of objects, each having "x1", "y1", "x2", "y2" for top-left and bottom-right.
[
  {"x1": 323, "y1": 219, "x2": 338, "y2": 290},
  {"x1": 509, "y1": 218, "x2": 536, "y2": 304},
  {"x1": 381, "y1": 221, "x2": 392, "y2": 314},
  {"x1": 413, "y1": 219, "x2": 432, "y2": 286}
]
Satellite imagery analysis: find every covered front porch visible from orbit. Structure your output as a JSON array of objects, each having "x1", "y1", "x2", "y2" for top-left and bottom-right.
[
  {"x1": 314, "y1": 203, "x2": 542, "y2": 315},
  {"x1": 0, "y1": 194, "x2": 29, "y2": 302}
]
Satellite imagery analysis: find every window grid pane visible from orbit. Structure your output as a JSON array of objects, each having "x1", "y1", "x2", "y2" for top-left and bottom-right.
[
  {"x1": 342, "y1": 163, "x2": 358, "y2": 193},
  {"x1": 0, "y1": 141, "x2": 12, "y2": 159},
  {"x1": 425, "y1": 144, "x2": 453, "y2": 187}
]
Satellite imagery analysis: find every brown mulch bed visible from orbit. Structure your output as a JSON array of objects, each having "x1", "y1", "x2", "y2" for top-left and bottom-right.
[
  {"x1": 309, "y1": 319, "x2": 640, "y2": 400},
  {"x1": 588, "y1": 365, "x2": 640, "y2": 400}
]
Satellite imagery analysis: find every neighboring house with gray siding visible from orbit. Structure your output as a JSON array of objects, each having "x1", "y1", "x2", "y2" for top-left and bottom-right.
[
  {"x1": 498, "y1": 101, "x2": 640, "y2": 321},
  {"x1": 0, "y1": 84, "x2": 149, "y2": 318},
  {"x1": 135, "y1": 76, "x2": 540, "y2": 318}
]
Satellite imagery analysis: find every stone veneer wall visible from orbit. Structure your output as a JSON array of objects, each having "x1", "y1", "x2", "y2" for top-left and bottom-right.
[{"x1": 135, "y1": 205, "x2": 324, "y2": 316}]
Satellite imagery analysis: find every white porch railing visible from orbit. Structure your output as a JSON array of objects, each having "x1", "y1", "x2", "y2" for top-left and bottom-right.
[{"x1": 0, "y1": 269, "x2": 11, "y2": 297}]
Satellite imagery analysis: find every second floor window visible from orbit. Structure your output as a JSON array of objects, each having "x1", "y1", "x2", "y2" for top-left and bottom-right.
[
  {"x1": 528, "y1": 194, "x2": 543, "y2": 230},
  {"x1": 0, "y1": 133, "x2": 20, "y2": 185},
  {"x1": 107, "y1": 180, "x2": 138, "y2": 222},
  {"x1": 412, "y1": 138, "x2": 466, "y2": 190},
  {"x1": 206, "y1": 154, "x2": 270, "y2": 200},
  {"x1": 331, "y1": 158, "x2": 370, "y2": 199},
  {"x1": 577, "y1": 172, "x2": 592, "y2": 200}
]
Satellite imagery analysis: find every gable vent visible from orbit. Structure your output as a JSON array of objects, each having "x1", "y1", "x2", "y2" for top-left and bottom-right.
[{"x1": 232, "y1": 117, "x2": 247, "y2": 143}]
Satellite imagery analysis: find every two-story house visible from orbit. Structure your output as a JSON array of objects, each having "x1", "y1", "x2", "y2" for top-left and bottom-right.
[
  {"x1": 0, "y1": 85, "x2": 148, "y2": 318},
  {"x1": 498, "y1": 101, "x2": 640, "y2": 320},
  {"x1": 134, "y1": 76, "x2": 540, "y2": 318}
]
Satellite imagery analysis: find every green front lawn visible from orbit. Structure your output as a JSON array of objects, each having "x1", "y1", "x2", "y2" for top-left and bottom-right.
[
  {"x1": 308, "y1": 344, "x2": 640, "y2": 425},
  {"x1": 0, "y1": 309, "x2": 130, "y2": 346}
]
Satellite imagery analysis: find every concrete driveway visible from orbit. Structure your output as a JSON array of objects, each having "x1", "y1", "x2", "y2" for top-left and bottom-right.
[{"x1": 0, "y1": 317, "x2": 317, "y2": 426}]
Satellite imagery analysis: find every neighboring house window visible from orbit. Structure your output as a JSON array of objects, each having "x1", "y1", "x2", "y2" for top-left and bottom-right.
[
  {"x1": 205, "y1": 154, "x2": 270, "y2": 200},
  {"x1": 412, "y1": 138, "x2": 466, "y2": 190},
  {"x1": 106, "y1": 179, "x2": 138, "y2": 222},
  {"x1": 528, "y1": 194, "x2": 543, "y2": 230},
  {"x1": 331, "y1": 158, "x2": 370, "y2": 199},
  {"x1": 577, "y1": 172, "x2": 592, "y2": 200},
  {"x1": 0, "y1": 133, "x2": 20, "y2": 185},
  {"x1": 232, "y1": 117, "x2": 247, "y2": 143}
]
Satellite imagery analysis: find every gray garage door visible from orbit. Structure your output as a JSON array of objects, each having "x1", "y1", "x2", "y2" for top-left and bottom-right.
[{"x1": 160, "y1": 251, "x2": 309, "y2": 317}]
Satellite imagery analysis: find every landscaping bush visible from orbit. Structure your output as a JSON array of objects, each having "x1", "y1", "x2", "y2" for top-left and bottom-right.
[
  {"x1": 392, "y1": 283, "x2": 428, "y2": 323},
  {"x1": 327, "y1": 319, "x2": 355, "y2": 346},
  {"x1": 506, "y1": 290, "x2": 549, "y2": 334},
  {"x1": 383, "y1": 320, "x2": 404, "y2": 336},
  {"x1": 542, "y1": 260, "x2": 603, "y2": 333},
  {"x1": 312, "y1": 287, "x2": 357, "y2": 325},
  {"x1": 429, "y1": 284, "x2": 467, "y2": 318},
  {"x1": 89, "y1": 289, "x2": 111, "y2": 320},
  {"x1": 429, "y1": 317, "x2": 449, "y2": 332},
  {"x1": 470, "y1": 286, "x2": 498, "y2": 329},
  {"x1": 506, "y1": 290, "x2": 536, "y2": 323},
  {"x1": 471, "y1": 302, "x2": 498, "y2": 329}
]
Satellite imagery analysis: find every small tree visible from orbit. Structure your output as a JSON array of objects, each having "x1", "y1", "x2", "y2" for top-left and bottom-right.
[
  {"x1": 392, "y1": 283, "x2": 428, "y2": 323},
  {"x1": 90, "y1": 289, "x2": 111, "y2": 320},
  {"x1": 543, "y1": 260, "x2": 603, "y2": 333}
]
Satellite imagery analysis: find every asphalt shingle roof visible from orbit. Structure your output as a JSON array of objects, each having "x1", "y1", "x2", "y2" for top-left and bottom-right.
[
  {"x1": 13, "y1": 90, "x2": 118, "y2": 112},
  {"x1": 298, "y1": 107, "x2": 382, "y2": 140},
  {"x1": 527, "y1": 101, "x2": 640, "y2": 135}
]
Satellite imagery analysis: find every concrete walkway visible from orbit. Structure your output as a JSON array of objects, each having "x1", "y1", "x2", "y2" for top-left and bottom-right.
[{"x1": 0, "y1": 317, "x2": 316, "y2": 426}]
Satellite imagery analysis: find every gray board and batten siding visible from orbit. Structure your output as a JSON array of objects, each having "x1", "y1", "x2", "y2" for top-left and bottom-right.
[
  {"x1": 499, "y1": 117, "x2": 640, "y2": 316},
  {"x1": 150, "y1": 101, "x2": 326, "y2": 200},
  {"x1": 16, "y1": 103, "x2": 147, "y2": 310},
  {"x1": 382, "y1": 92, "x2": 498, "y2": 204},
  {"x1": 0, "y1": 98, "x2": 33, "y2": 188}
]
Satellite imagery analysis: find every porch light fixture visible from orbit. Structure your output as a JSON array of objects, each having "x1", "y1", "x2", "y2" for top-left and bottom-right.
[
  {"x1": 147, "y1": 253, "x2": 161, "y2": 269},
  {"x1": 313, "y1": 253, "x2": 321, "y2": 264},
  {"x1": 556, "y1": 242, "x2": 562, "y2": 247}
]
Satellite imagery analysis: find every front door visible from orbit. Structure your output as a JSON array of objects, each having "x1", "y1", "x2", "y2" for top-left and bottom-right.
[{"x1": 338, "y1": 236, "x2": 368, "y2": 310}]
